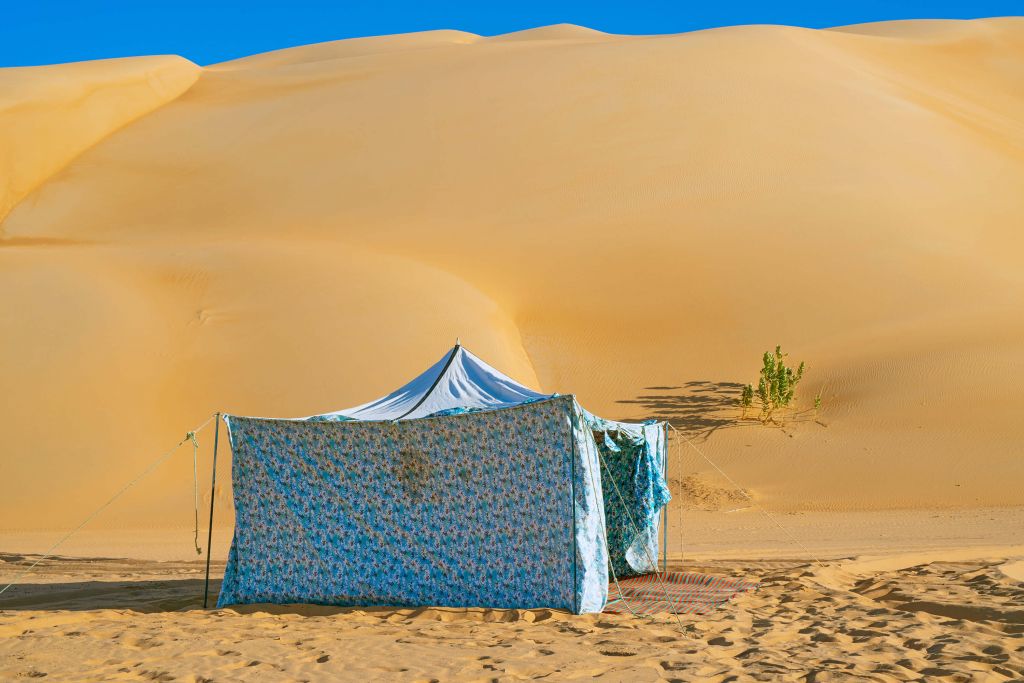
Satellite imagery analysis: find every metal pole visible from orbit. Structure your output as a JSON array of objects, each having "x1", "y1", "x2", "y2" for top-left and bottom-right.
[
  {"x1": 678, "y1": 429, "x2": 684, "y2": 574},
  {"x1": 662, "y1": 423, "x2": 668, "y2": 575},
  {"x1": 203, "y1": 413, "x2": 220, "y2": 608}
]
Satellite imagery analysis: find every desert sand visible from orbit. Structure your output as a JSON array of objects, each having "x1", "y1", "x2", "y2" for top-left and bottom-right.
[
  {"x1": 1, "y1": 514, "x2": 1022, "y2": 681},
  {"x1": 2, "y1": 16, "x2": 1023, "y2": 682}
]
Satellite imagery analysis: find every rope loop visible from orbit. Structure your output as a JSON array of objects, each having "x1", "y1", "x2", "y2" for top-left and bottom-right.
[{"x1": 188, "y1": 431, "x2": 202, "y2": 555}]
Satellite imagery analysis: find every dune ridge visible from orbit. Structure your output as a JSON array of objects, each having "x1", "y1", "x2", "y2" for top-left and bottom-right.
[
  {"x1": 0, "y1": 55, "x2": 200, "y2": 224},
  {"x1": 1, "y1": 18, "x2": 1023, "y2": 531},
  {"x1": 210, "y1": 29, "x2": 481, "y2": 71}
]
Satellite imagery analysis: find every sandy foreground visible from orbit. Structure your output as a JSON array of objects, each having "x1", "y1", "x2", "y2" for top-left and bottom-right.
[{"x1": 1, "y1": 509, "x2": 1021, "y2": 682}]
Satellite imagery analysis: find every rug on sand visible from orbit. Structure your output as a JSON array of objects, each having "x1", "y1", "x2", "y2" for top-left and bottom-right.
[{"x1": 604, "y1": 572, "x2": 761, "y2": 615}]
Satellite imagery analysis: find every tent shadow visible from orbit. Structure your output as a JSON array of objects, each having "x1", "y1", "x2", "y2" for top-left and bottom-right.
[
  {"x1": 0, "y1": 580, "x2": 575, "y2": 620},
  {"x1": 0, "y1": 577, "x2": 562, "y2": 620},
  {"x1": 617, "y1": 380, "x2": 748, "y2": 438},
  {"x1": 222, "y1": 603, "x2": 557, "y2": 619},
  {"x1": 0, "y1": 578, "x2": 221, "y2": 613}
]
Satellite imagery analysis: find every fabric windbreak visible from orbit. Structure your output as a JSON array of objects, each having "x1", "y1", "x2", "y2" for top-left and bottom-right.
[
  {"x1": 586, "y1": 415, "x2": 671, "y2": 577},
  {"x1": 218, "y1": 396, "x2": 607, "y2": 613}
]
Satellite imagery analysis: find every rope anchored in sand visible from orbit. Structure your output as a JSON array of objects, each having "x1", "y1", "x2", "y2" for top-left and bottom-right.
[
  {"x1": 666, "y1": 423, "x2": 828, "y2": 570},
  {"x1": 0, "y1": 414, "x2": 217, "y2": 598}
]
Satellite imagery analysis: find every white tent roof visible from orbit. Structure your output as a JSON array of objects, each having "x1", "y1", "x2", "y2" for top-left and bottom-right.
[{"x1": 310, "y1": 344, "x2": 552, "y2": 421}]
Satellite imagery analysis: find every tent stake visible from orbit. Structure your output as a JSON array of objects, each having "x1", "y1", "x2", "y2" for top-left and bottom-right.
[{"x1": 203, "y1": 413, "x2": 220, "y2": 608}]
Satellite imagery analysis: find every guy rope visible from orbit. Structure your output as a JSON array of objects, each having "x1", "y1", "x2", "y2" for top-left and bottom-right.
[
  {"x1": 582, "y1": 420, "x2": 687, "y2": 632},
  {"x1": 0, "y1": 414, "x2": 217, "y2": 598},
  {"x1": 665, "y1": 422, "x2": 827, "y2": 569}
]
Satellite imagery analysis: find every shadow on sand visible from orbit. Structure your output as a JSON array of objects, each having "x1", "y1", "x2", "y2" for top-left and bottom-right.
[
  {"x1": 0, "y1": 577, "x2": 223, "y2": 612},
  {"x1": 618, "y1": 380, "x2": 822, "y2": 440},
  {"x1": 0, "y1": 552, "x2": 224, "y2": 613},
  {"x1": 616, "y1": 380, "x2": 748, "y2": 439},
  {"x1": 0, "y1": 574, "x2": 541, "y2": 620}
]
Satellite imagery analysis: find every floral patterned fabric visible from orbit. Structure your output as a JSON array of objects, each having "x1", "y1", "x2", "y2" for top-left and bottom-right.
[
  {"x1": 586, "y1": 414, "x2": 671, "y2": 578},
  {"x1": 218, "y1": 396, "x2": 608, "y2": 613}
]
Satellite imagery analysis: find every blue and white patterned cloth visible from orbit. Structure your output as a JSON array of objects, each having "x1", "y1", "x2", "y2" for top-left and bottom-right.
[
  {"x1": 220, "y1": 396, "x2": 615, "y2": 613},
  {"x1": 584, "y1": 413, "x2": 671, "y2": 578}
]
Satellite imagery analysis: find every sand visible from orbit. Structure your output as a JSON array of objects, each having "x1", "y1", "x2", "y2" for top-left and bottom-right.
[
  {"x1": 1, "y1": 513, "x2": 1021, "y2": 681},
  {"x1": 0, "y1": 55, "x2": 200, "y2": 223},
  {"x1": 2, "y1": 16, "x2": 1024, "y2": 682},
  {"x1": 1, "y1": 18, "x2": 1023, "y2": 530},
  {"x1": 2, "y1": 512, "x2": 1019, "y2": 681}
]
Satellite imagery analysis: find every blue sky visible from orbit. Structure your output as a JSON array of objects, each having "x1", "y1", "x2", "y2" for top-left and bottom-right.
[{"x1": 3, "y1": 0, "x2": 1019, "y2": 67}]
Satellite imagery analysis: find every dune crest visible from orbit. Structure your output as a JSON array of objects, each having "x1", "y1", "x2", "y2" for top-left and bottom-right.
[
  {"x1": 829, "y1": 15, "x2": 1024, "y2": 38},
  {"x1": 210, "y1": 30, "x2": 481, "y2": 70},
  {"x1": 486, "y1": 23, "x2": 610, "y2": 42},
  {"x1": 0, "y1": 55, "x2": 200, "y2": 224}
]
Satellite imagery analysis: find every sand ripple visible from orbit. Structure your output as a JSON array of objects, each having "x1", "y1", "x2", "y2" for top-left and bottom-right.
[{"x1": 1, "y1": 552, "x2": 1022, "y2": 681}]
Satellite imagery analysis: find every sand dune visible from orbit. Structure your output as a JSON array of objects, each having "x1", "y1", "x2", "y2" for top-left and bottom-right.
[
  {"x1": 2, "y1": 19, "x2": 1023, "y2": 532},
  {"x1": 0, "y1": 55, "x2": 200, "y2": 223}
]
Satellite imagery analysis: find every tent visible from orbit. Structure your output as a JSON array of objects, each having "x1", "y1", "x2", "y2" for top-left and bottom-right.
[{"x1": 217, "y1": 344, "x2": 671, "y2": 614}]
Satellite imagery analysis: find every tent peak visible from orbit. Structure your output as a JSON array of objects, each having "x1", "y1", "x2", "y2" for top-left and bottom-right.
[
  {"x1": 393, "y1": 343, "x2": 462, "y2": 420},
  {"x1": 309, "y1": 342, "x2": 551, "y2": 421}
]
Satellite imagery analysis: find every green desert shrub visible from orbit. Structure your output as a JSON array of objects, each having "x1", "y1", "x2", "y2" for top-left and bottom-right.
[
  {"x1": 740, "y1": 384, "x2": 755, "y2": 416},
  {"x1": 742, "y1": 345, "x2": 805, "y2": 423}
]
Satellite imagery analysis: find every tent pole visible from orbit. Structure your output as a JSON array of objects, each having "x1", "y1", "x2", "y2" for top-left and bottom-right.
[
  {"x1": 662, "y1": 423, "x2": 668, "y2": 575},
  {"x1": 393, "y1": 344, "x2": 461, "y2": 420},
  {"x1": 203, "y1": 413, "x2": 220, "y2": 608}
]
